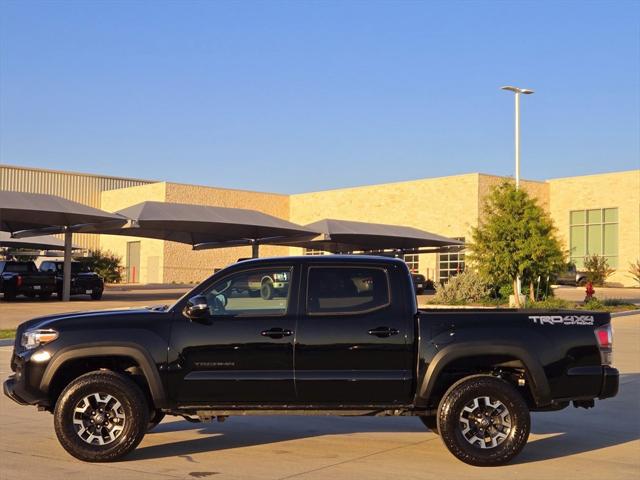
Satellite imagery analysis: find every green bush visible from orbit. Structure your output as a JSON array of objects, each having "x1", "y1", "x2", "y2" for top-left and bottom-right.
[
  {"x1": 529, "y1": 297, "x2": 572, "y2": 310},
  {"x1": 583, "y1": 297, "x2": 605, "y2": 310},
  {"x1": 602, "y1": 298, "x2": 634, "y2": 307},
  {"x1": 583, "y1": 255, "x2": 614, "y2": 286},
  {"x1": 81, "y1": 249, "x2": 123, "y2": 284},
  {"x1": 433, "y1": 270, "x2": 489, "y2": 305}
]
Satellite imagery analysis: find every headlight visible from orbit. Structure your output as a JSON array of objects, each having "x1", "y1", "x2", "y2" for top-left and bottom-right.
[{"x1": 21, "y1": 329, "x2": 59, "y2": 350}]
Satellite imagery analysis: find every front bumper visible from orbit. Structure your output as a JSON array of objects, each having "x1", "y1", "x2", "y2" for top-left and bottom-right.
[
  {"x1": 3, "y1": 375, "x2": 47, "y2": 406},
  {"x1": 599, "y1": 366, "x2": 619, "y2": 399}
]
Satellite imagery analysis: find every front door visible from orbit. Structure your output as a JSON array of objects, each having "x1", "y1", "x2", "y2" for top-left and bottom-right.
[
  {"x1": 294, "y1": 263, "x2": 413, "y2": 405},
  {"x1": 169, "y1": 265, "x2": 297, "y2": 405}
]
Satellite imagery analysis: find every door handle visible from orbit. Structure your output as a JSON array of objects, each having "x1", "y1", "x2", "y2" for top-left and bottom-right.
[
  {"x1": 261, "y1": 327, "x2": 294, "y2": 339},
  {"x1": 368, "y1": 326, "x2": 399, "y2": 338}
]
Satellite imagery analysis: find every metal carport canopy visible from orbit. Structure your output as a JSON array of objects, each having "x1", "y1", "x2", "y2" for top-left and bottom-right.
[
  {"x1": 277, "y1": 218, "x2": 464, "y2": 253},
  {"x1": 0, "y1": 190, "x2": 127, "y2": 300},
  {"x1": 0, "y1": 231, "x2": 80, "y2": 251},
  {"x1": 93, "y1": 201, "x2": 318, "y2": 257}
]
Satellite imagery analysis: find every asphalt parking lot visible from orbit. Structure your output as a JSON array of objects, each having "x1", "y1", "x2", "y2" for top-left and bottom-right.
[{"x1": 0, "y1": 307, "x2": 638, "y2": 479}]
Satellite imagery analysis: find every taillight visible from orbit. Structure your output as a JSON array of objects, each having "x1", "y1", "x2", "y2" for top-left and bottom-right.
[
  {"x1": 595, "y1": 323, "x2": 613, "y2": 365},
  {"x1": 16, "y1": 275, "x2": 23, "y2": 287}
]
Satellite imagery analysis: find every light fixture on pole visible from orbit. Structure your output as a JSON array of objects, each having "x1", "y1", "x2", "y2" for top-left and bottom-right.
[
  {"x1": 501, "y1": 86, "x2": 534, "y2": 189},
  {"x1": 501, "y1": 85, "x2": 534, "y2": 304}
]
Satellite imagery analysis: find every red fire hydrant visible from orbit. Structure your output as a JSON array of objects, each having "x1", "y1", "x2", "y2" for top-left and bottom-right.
[{"x1": 585, "y1": 281, "x2": 595, "y2": 302}]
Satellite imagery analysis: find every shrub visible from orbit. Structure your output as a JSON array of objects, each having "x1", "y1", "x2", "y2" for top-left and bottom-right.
[
  {"x1": 433, "y1": 270, "x2": 489, "y2": 305},
  {"x1": 583, "y1": 297, "x2": 605, "y2": 310},
  {"x1": 602, "y1": 298, "x2": 634, "y2": 307},
  {"x1": 529, "y1": 297, "x2": 572, "y2": 310},
  {"x1": 81, "y1": 249, "x2": 123, "y2": 283},
  {"x1": 629, "y1": 260, "x2": 640, "y2": 286},
  {"x1": 583, "y1": 255, "x2": 614, "y2": 286}
]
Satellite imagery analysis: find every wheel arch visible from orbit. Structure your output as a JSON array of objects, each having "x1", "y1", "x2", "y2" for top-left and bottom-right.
[
  {"x1": 416, "y1": 342, "x2": 551, "y2": 409},
  {"x1": 41, "y1": 343, "x2": 168, "y2": 409}
]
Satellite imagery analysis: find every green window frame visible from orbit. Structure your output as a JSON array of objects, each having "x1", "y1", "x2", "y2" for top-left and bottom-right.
[{"x1": 569, "y1": 208, "x2": 618, "y2": 269}]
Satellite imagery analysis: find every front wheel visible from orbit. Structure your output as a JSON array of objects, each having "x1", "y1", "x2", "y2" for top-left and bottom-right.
[
  {"x1": 54, "y1": 370, "x2": 149, "y2": 462},
  {"x1": 419, "y1": 415, "x2": 439, "y2": 434},
  {"x1": 437, "y1": 375, "x2": 530, "y2": 466}
]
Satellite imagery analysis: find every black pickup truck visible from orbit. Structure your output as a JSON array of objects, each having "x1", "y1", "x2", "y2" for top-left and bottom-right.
[
  {"x1": 4, "y1": 256, "x2": 618, "y2": 466},
  {"x1": 39, "y1": 261, "x2": 104, "y2": 300},
  {"x1": 0, "y1": 260, "x2": 57, "y2": 300}
]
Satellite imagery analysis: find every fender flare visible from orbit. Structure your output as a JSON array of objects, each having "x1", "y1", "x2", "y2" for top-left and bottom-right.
[
  {"x1": 40, "y1": 342, "x2": 168, "y2": 408},
  {"x1": 416, "y1": 342, "x2": 551, "y2": 407}
]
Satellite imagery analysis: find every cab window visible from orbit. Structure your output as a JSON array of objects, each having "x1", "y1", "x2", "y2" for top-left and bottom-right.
[
  {"x1": 307, "y1": 266, "x2": 391, "y2": 315},
  {"x1": 200, "y1": 268, "x2": 292, "y2": 317}
]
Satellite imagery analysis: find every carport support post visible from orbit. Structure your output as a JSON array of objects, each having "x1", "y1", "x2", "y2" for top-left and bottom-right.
[
  {"x1": 251, "y1": 240, "x2": 259, "y2": 259},
  {"x1": 62, "y1": 228, "x2": 72, "y2": 301}
]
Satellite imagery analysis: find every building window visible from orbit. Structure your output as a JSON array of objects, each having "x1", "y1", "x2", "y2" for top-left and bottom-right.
[
  {"x1": 438, "y1": 237, "x2": 465, "y2": 283},
  {"x1": 304, "y1": 248, "x2": 325, "y2": 256},
  {"x1": 570, "y1": 208, "x2": 618, "y2": 269},
  {"x1": 404, "y1": 254, "x2": 419, "y2": 273}
]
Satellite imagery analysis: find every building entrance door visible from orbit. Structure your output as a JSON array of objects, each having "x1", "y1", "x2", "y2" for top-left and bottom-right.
[{"x1": 126, "y1": 241, "x2": 141, "y2": 283}]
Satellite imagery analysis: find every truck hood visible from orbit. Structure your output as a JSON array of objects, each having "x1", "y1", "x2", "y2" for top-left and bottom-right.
[{"x1": 16, "y1": 305, "x2": 169, "y2": 333}]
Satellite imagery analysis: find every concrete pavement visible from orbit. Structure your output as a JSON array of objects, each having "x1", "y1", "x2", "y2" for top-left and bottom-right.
[{"x1": 0, "y1": 314, "x2": 638, "y2": 479}]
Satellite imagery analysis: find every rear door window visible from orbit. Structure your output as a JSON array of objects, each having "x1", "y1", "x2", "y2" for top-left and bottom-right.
[{"x1": 307, "y1": 266, "x2": 391, "y2": 315}]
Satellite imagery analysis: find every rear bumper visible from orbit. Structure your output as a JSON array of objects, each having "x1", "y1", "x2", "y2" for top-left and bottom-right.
[{"x1": 599, "y1": 366, "x2": 619, "y2": 399}]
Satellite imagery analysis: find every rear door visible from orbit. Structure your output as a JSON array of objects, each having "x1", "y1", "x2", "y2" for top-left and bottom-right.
[{"x1": 294, "y1": 262, "x2": 413, "y2": 405}]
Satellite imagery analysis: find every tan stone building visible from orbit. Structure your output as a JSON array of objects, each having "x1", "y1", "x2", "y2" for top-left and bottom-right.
[{"x1": 1, "y1": 164, "x2": 638, "y2": 286}]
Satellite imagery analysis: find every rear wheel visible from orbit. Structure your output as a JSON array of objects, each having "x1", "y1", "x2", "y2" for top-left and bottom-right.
[
  {"x1": 54, "y1": 370, "x2": 149, "y2": 462},
  {"x1": 39, "y1": 292, "x2": 52, "y2": 300},
  {"x1": 147, "y1": 410, "x2": 166, "y2": 432},
  {"x1": 91, "y1": 291, "x2": 103, "y2": 300},
  {"x1": 3, "y1": 289, "x2": 16, "y2": 301},
  {"x1": 260, "y1": 281, "x2": 274, "y2": 300},
  {"x1": 437, "y1": 375, "x2": 530, "y2": 466}
]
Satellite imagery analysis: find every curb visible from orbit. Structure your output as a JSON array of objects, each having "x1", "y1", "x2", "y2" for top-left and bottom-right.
[
  {"x1": 0, "y1": 339, "x2": 15, "y2": 347},
  {"x1": 611, "y1": 310, "x2": 640, "y2": 318}
]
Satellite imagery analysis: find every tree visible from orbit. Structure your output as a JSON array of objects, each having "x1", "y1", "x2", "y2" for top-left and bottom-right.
[{"x1": 468, "y1": 182, "x2": 565, "y2": 307}]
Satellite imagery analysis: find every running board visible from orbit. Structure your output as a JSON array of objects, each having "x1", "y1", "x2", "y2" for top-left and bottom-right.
[{"x1": 191, "y1": 408, "x2": 419, "y2": 421}]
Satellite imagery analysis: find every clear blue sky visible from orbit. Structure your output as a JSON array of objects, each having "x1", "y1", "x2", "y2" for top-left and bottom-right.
[{"x1": 1, "y1": 0, "x2": 638, "y2": 193}]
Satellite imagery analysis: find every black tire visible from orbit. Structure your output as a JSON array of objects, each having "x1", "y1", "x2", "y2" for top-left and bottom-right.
[
  {"x1": 26, "y1": 292, "x2": 37, "y2": 298},
  {"x1": 147, "y1": 410, "x2": 166, "y2": 432},
  {"x1": 39, "y1": 292, "x2": 52, "y2": 300},
  {"x1": 3, "y1": 289, "x2": 16, "y2": 301},
  {"x1": 260, "y1": 281, "x2": 274, "y2": 300},
  {"x1": 419, "y1": 415, "x2": 439, "y2": 434},
  {"x1": 437, "y1": 375, "x2": 530, "y2": 467},
  {"x1": 91, "y1": 291, "x2": 103, "y2": 300},
  {"x1": 54, "y1": 370, "x2": 149, "y2": 462},
  {"x1": 577, "y1": 278, "x2": 587, "y2": 287}
]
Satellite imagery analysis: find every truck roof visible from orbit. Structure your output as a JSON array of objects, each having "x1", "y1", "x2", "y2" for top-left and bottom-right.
[{"x1": 236, "y1": 255, "x2": 408, "y2": 267}]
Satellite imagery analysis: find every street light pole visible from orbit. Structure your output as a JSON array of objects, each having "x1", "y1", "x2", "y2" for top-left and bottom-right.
[{"x1": 501, "y1": 85, "x2": 534, "y2": 305}]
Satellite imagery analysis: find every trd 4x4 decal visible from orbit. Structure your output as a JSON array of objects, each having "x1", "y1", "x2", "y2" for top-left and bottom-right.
[{"x1": 529, "y1": 315, "x2": 595, "y2": 326}]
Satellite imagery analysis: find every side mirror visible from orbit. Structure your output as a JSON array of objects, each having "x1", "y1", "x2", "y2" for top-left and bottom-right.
[{"x1": 184, "y1": 295, "x2": 210, "y2": 321}]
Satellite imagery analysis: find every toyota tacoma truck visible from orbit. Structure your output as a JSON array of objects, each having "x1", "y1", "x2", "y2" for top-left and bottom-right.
[
  {"x1": 3, "y1": 256, "x2": 618, "y2": 466},
  {"x1": 0, "y1": 260, "x2": 57, "y2": 300}
]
